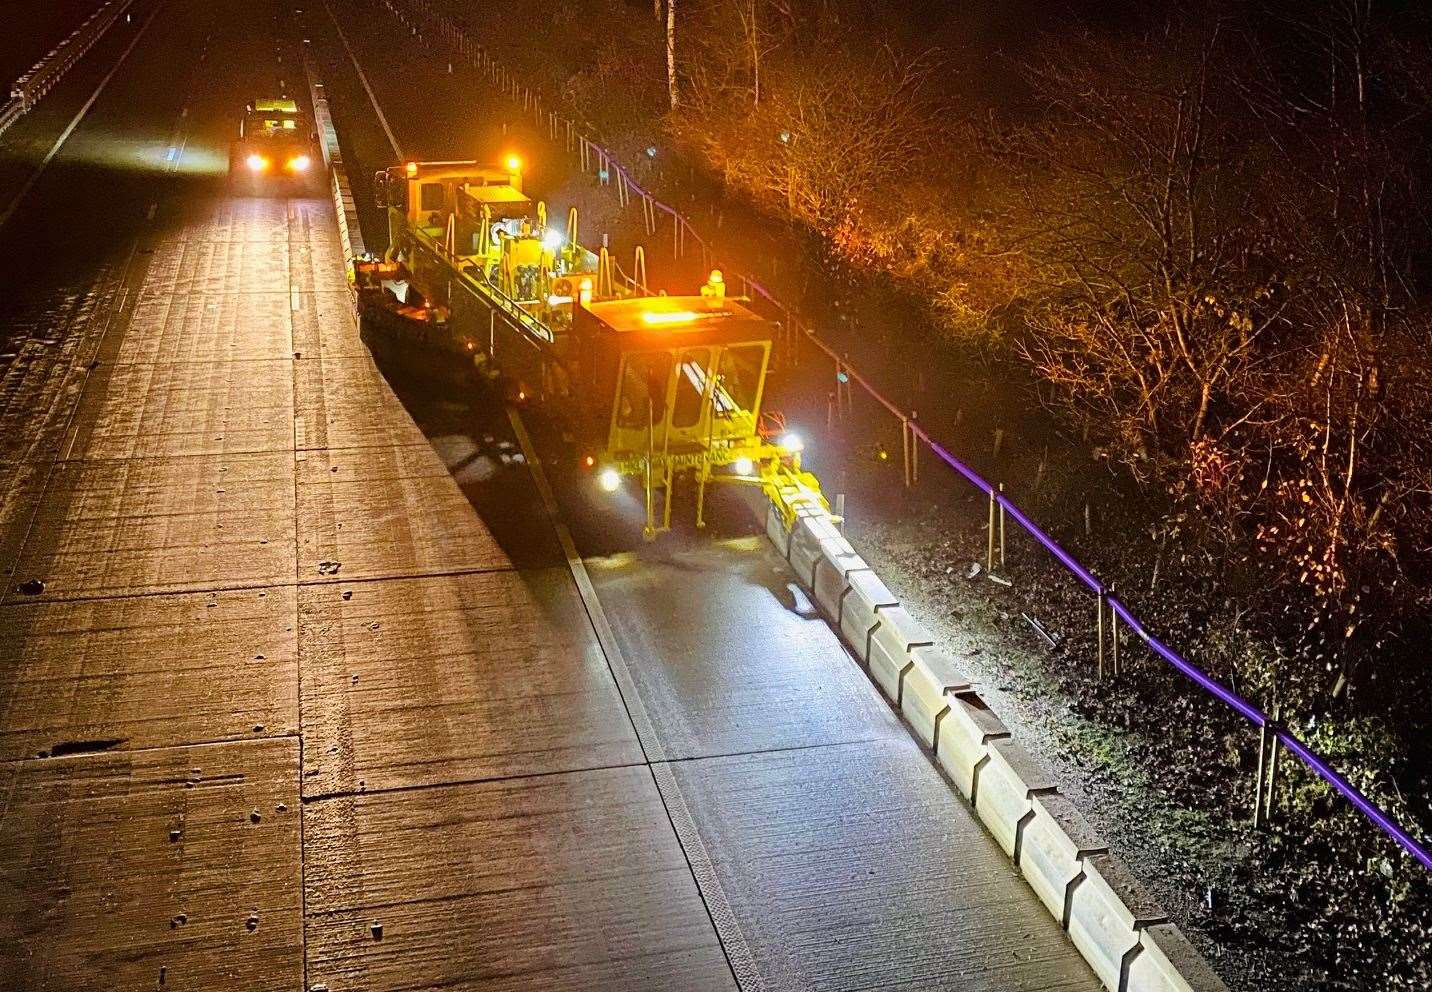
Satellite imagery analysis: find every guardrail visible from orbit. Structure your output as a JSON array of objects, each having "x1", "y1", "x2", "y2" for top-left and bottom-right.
[
  {"x1": 0, "y1": 0, "x2": 137, "y2": 140},
  {"x1": 379, "y1": 0, "x2": 1432, "y2": 877}
]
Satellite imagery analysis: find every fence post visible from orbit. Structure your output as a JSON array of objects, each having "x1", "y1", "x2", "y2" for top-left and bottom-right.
[
  {"x1": 901, "y1": 418, "x2": 911, "y2": 488},
  {"x1": 998, "y1": 482, "x2": 1006, "y2": 568},
  {"x1": 1265, "y1": 704, "x2": 1282, "y2": 823},
  {"x1": 1096, "y1": 590, "x2": 1106, "y2": 679},
  {"x1": 986, "y1": 488, "x2": 996, "y2": 572},
  {"x1": 1253, "y1": 717, "x2": 1269, "y2": 829},
  {"x1": 1110, "y1": 588, "x2": 1121, "y2": 676}
]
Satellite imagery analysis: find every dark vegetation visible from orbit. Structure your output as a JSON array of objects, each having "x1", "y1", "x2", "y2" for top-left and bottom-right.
[{"x1": 424, "y1": 0, "x2": 1432, "y2": 985}]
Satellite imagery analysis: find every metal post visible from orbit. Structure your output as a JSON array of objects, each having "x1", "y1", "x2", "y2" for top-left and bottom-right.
[
  {"x1": 1253, "y1": 719, "x2": 1269, "y2": 829},
  {"x1": 910, "y1": 412, "x2": 919, "y2": 483},
  {"x1": 986, "y1": 489, "x2": 996, "y2": 572},
  {"x1": 1265, "y1": 705, "x2": 1282, "y2": 823},
  {"x1": 1110, "y1": 589, "x2": 1120, "y2": 676},
  {"x1": 835, "y1": 493, "x2": 845, "y2": 535},
  {"x1": 901, "y1": 419, "x2": 911, "y2": 488},
  {"x1": 1096, "y1": 591, "x2": 1105, "y2": 680},
  {"x1": 998, "y1": 483, "x2": 1006, "y2": 568}
]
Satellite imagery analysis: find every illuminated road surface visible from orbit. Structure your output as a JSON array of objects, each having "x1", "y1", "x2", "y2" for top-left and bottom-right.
[{"x1": 0, "y1": 2, "x2": 1099, "y2": 990}]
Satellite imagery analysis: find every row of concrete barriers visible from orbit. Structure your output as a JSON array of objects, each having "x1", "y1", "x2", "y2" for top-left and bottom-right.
[
  {"x1": 302, "y1": 52, "x2": 366, "y2": 264},
  {"x1": 765, "y1": 482, "x2": 1229, "y2": 992},
  {"x1": 0, "y1": 0, "x2": 137, "y2": 138}
]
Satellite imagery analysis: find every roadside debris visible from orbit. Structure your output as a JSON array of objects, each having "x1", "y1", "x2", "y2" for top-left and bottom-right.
[{"x1": 1021, "y1": 612, "x2": 1061, "y2": 650}]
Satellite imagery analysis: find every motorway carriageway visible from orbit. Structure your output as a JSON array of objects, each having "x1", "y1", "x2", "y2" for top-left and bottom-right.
[{"x1": 0, "y1": 1, "x2": 1100, "y2": 989}]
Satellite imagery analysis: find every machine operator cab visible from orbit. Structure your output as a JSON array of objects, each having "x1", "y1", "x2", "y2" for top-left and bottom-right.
[
  {"x1": 575, "y1": 290, "x2": 800, "y2": 537},
  {"x1": 229, "y1": 99, "x2": 318, "y2": 192},
  {"x1": 374, "y1": 158, "x2": 600, "y2": 312}
]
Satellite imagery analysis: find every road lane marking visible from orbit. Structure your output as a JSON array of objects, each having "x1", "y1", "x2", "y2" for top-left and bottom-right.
[{"x1": 508, "y1": 409, "x2": 763, "y2": 991}]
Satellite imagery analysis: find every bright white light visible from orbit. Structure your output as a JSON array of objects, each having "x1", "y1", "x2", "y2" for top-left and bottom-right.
[
  {"x1": 546, "y1": 294, "x2": 572, "y2": 307},
  {"x1": 542, "y1": 230, "x2": 563, "y2": 251},
  {"x1": 733, "y1": 456, "x2": 754, "y2": 476},
  {"x1": 288, "y1": 155, "x2": 311, "y2": 172},
  {"x1": 598, "y1": 468, "x2": 621, "y2": 493},
  {"x1": 780, "y1": 432, "x2": 804, "y2": 453},
  {"x1": 246, "y1": 153, "x2": 268, "y2": 172}
]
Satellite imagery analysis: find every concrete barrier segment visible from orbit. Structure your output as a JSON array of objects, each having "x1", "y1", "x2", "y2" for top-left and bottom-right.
[
  {"x1": 974, "y1": 737, "x2": 1060, "y2": 859},
  {"x1": 1068, "y1": 852, "x2": 1169, "y2": 991},
  {"x1": 1017, "y1": 792, "x2": 1108, "y2": 925},
  {"x1": 898, "y1": 646, "x2": 970, "y2": 747},
  {"x1": 789, "y1": 513, "x2": 844, "y2": 587},
  {"x1": 934, "y1": 690, "x2": 1011, "y2": 801},
  {"x1": 1127, "y1": 923, "x2": 1231, "y2": 992},
  {"x1": 866, "y1": 605, "x2": 933, "y2": 703},
  {"x1": 837, "y1": 571, "x2": 899, "y2": 656},
  {"x1": 812, "y1": 551, "x2": 870, "y2": 621}
]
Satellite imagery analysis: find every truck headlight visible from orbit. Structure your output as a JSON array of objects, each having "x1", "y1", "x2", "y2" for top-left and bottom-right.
[
  {"x1": 733, "y1": 456, "x2": 754, "y2": 476},
  {"x1": 598, "y1": 467, "x2": 621, "y2": 493},
  {"x1": 246, "y1": 153, "x2": 269, "y2": 172}
]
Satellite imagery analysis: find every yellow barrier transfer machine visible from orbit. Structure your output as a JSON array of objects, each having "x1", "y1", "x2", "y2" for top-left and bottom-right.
[{"x1": 354, "y1": 156, "x2": 820, "y2": 537}]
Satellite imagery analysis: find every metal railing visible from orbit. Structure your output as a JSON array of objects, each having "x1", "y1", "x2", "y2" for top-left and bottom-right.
[
  {"x1": 0, "y1": 0, "x2": 137, "y2": 140},
  {"x1": 383, "y1": 0, "x2": 1432, "y2": 874}
]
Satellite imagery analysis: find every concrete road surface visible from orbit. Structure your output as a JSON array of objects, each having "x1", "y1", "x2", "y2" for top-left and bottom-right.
[{"x1": 0, "y1": 2, "x2": 1101, "y2": 990}]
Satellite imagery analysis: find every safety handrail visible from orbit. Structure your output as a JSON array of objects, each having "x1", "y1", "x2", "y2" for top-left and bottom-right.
[{"x1": 388, "y1": 0, "x2": 1432, "y2": 874}]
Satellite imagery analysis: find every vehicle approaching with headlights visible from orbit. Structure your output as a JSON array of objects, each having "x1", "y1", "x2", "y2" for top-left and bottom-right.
[{"x1": 228, "y1": 98, "x2": 317, "y2": 192}]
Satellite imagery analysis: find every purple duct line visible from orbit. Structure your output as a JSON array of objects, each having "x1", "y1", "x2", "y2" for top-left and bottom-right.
[
  {"x1": 914, "y1": 426, "x2": 1430, "y2": 871},
  {"x1": 1277, "y1": 733, "x2": 1432, "y2": 872}
]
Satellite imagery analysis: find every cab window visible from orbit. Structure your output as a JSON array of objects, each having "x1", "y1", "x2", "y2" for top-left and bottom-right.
[
  {"x1": 420, "y1": 182, "x2": 445, "y2": 212},
  {"x1": 714, "y1": 344, "x2": 765, "y2": 417},
  {"x1": 671, "y1": 349, "x2": 713, "y2": 428},
  {"x1": 616, "y1": 353, "x2": 672, "y2": 429}
]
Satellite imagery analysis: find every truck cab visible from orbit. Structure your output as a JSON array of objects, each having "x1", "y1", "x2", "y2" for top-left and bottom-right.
[{"x1": 229, "y1": 98, "x2": 318, "y2": 192}]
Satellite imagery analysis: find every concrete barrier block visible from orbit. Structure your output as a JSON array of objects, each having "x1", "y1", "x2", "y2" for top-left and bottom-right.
[
  {"x1": 1018, "y1": 792, "x2": 1108, "y2": 925},
  {"x1": 899, "y1": 646, "x2": 970, "y2": 747},
  {"x1": 975, "y1": 737, "x2": 1059, "y2": 859},
  {"x1": 1127, "y1": 923, "x2": 1230, "y2": 992},
  {"x1": 934, "y1": 691, "x2": 1010, "y2": 799},
  {"x1": 866, "y1": 606, "x2": 932, "y2": 703},
  {"x1": 764, "y1": 502, "x2": 791, "y2": 555},
  {"x1": 837, "y1": 571, "x2": 899, "y2": 662},
  {"x1": 1068, "y1": 853, "x2": 1167, "y2": 991},
  {"x1": 812, "y1": 547, "x2": 868, "y2": 620},
  {"x1": 788, "y1": 513, "x2": 843, "y2": 586}
]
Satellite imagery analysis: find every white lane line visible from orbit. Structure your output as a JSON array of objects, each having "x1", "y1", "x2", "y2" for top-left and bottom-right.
[
  {"x1": 507, "y1": 409, "x2": 764, "y2": 992},
  {"x1": 0, "y1": 1, "x2": 165, "y2": 233},
  {"x1": 321, "y1": 0, "x2": 404, "y2": 159}
]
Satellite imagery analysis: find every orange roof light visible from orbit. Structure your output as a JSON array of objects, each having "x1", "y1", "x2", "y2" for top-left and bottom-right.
[
  {"x1": 640, "y1": 310, "x2": 700, "y2": 326},
  {"x1": 405, "y1": 161, "x2": 418, "y2": 177},
  {"x1": 505, "y1": 154, "x2": 522, "y2": 172}
]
